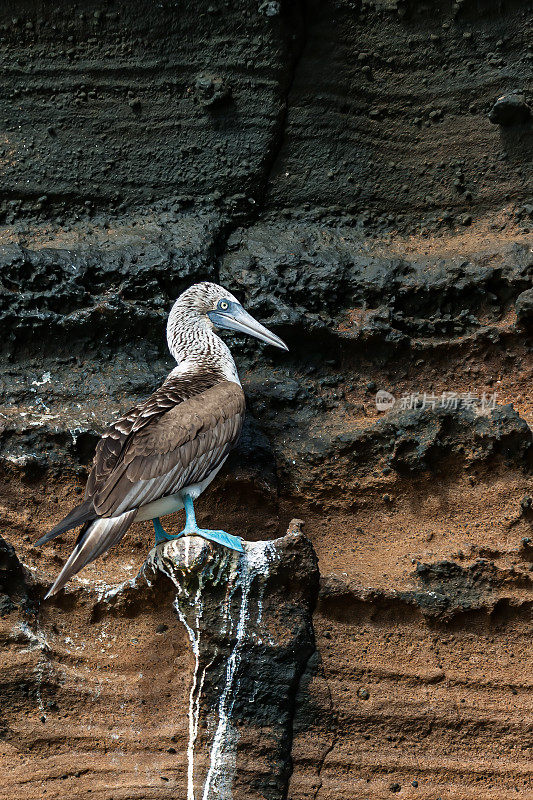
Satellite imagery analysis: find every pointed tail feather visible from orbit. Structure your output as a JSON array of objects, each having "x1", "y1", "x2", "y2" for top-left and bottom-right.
[
  {"x1": 44, "y1": 509, "x2": 137, "y2": 599},
  {"x1": 36, "y1": 499, "x2": 97, "y2": 546}
]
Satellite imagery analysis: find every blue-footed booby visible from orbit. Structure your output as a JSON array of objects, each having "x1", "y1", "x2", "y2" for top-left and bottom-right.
[{"x1": 37, "y1": 282, "x2": 287, "y2": 598}]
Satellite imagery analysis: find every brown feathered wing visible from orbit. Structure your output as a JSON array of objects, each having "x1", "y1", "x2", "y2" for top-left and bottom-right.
[{"x1": 43, "y1": 375, "x2": 245, "y2": 597}]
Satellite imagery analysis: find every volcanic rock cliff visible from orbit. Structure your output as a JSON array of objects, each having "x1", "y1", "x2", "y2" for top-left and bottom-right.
[{"x1": 0, "y1": 1, "x2": 532, "y2": 799}]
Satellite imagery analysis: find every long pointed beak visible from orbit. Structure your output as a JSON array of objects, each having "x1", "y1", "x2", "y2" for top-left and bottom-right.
[{"x1": 208, "y1": 306, "x2": 288, "y2": 350}]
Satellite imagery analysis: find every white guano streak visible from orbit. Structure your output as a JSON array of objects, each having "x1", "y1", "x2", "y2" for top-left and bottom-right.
[
  {"x1": 17, "y1": 622, "x2": 52, "y2": 714},
  {"x1": 159, "y1": 539, "x2": 278, "y2": 800},
  {"x1": 159, "y1": 543, "x2": 204, "y2": 800},
  {"x1": 174, "y1": 587, "x2": 204, "y2": 800},
  {"x1": 201, "y1": 540, "x2": 278, "y2": 800}
]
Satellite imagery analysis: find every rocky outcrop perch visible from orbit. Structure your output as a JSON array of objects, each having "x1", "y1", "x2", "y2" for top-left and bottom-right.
[{"x1": 141, "y1": 527, "x2": 318, "y2": 800}]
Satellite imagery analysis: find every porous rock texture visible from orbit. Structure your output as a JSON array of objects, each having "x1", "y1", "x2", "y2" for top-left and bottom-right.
[
  {"x1": 0, "y1": 527, "x2": 318, "y2": 800},
  {"x1": 0, "y1": 0, "x2": 532, "y2": 798}
]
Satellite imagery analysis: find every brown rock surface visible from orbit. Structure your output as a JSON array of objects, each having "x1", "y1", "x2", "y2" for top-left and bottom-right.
[
  {"x1": 0, "y1": 530, "x2": 318, "y2": 800},
  {"x1": 0, "y1": 0, "x2": 532, "y2": 798}
]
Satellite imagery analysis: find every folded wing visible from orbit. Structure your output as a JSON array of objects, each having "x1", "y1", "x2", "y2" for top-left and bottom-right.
[
  {"x1": 41, "y1": 374, "x2": 245, "y2": 596},
  {"x1": 91, "y1": 380, "x2": 245, "y2": 516}
]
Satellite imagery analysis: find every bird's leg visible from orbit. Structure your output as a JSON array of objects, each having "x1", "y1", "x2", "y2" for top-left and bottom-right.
[
  {"x1": 182, "y1": 493, "x2": 200, "y2": 534},
  {"x1": 180, "y1": 493, "x2": 244, "y2": 553},
  {"x1": 152, "y1": 517, "x2": 180, "y2": 545}
]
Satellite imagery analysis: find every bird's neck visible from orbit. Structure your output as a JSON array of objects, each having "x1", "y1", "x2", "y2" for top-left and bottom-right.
[{"x1": 166, "y1": 308, "x2": 240, "y2": 385}]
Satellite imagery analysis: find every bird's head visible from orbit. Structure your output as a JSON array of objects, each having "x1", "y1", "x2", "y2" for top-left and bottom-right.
[{"x1": 170, "y1": 282, "x2": 288, "y2": 351}]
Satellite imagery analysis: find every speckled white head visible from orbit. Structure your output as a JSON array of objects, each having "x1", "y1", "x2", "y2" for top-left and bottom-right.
[
  {"x1": 166, "y1": 281, "x2": 287, "y2": 381},
  {"x1": 169, "y1": 282, "x2": 241, "y2": 320}
]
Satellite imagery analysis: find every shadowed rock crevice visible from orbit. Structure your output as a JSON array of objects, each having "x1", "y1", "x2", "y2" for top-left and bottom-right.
[
  {"x1": 0, "y1": 535, "x2": 34, "y2": 617},
  {"x1": 319, "y1": 559, "x2": 533, "y2": 622}
]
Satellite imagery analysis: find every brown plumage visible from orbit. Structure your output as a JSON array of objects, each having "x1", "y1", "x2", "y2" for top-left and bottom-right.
[
  {"x1": 88, "y1": 372, "x2": 244, "y2": 517},
  {"x1": 39, "y1": 371, "x2": 244, "y2": 597}
]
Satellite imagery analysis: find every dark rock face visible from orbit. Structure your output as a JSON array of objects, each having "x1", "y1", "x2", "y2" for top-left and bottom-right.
[
  {"x1": 1, "y1": 224, "x2": 531, "y2": 351},
  {"x1": 0, "y1": 0, "x2": 303, "y2": 217},
  {"x1": 259, "y1": 398, "x2": 533, "y2": 501},
  {"x1": 223, "y1": 224, "x2": 532, "y2": 345},
  {"x1": 489, "y1": 94, "x2": 532, "y2": 126},
  {"x1": 0, "y1": 535, "x2": 33, "y2": 617},
  {"x1": 264, "y1": 0, "x2": 533, "y2": 230},
  {"x1": 319, "y1": 552, "x2": 533, "y2": 621},
  {"x1": 516, "y1": 287, "x2": 533, "y2": 330},
  {"x1": 0, "y1": 0, "x2": 530, "y2": 232},
  {"x1": 0, "y1": 214, "x2": 223, "y2": 348},
  {"x1": 376, "y1": 402, "x2": 533, "y2": 475},
  {"x1": 0, "y1": 1, "x2": 532, "y2": 799}
]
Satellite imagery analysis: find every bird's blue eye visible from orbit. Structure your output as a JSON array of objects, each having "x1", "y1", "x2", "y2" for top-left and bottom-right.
[{"x1": 219, "y1": 300, "x2": 229, "y2": 311}]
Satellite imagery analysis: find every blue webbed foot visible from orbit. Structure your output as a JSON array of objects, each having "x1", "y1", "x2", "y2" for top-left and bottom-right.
[
  {"x1": 153, "y1": 517, "x2": 243, "y2": 553},
  {"x1": 180, "y1": 495, "x2": 243, "y2": 551},
  {"x1": 154, "y1": 496, "x2": 243, "y2": 553},
  {"x1": 153, "y1": 517, "x2": 184, "y2": 546},
  {"x1": 193, "y1": 529, "x2": 244, "y2": 553}
]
